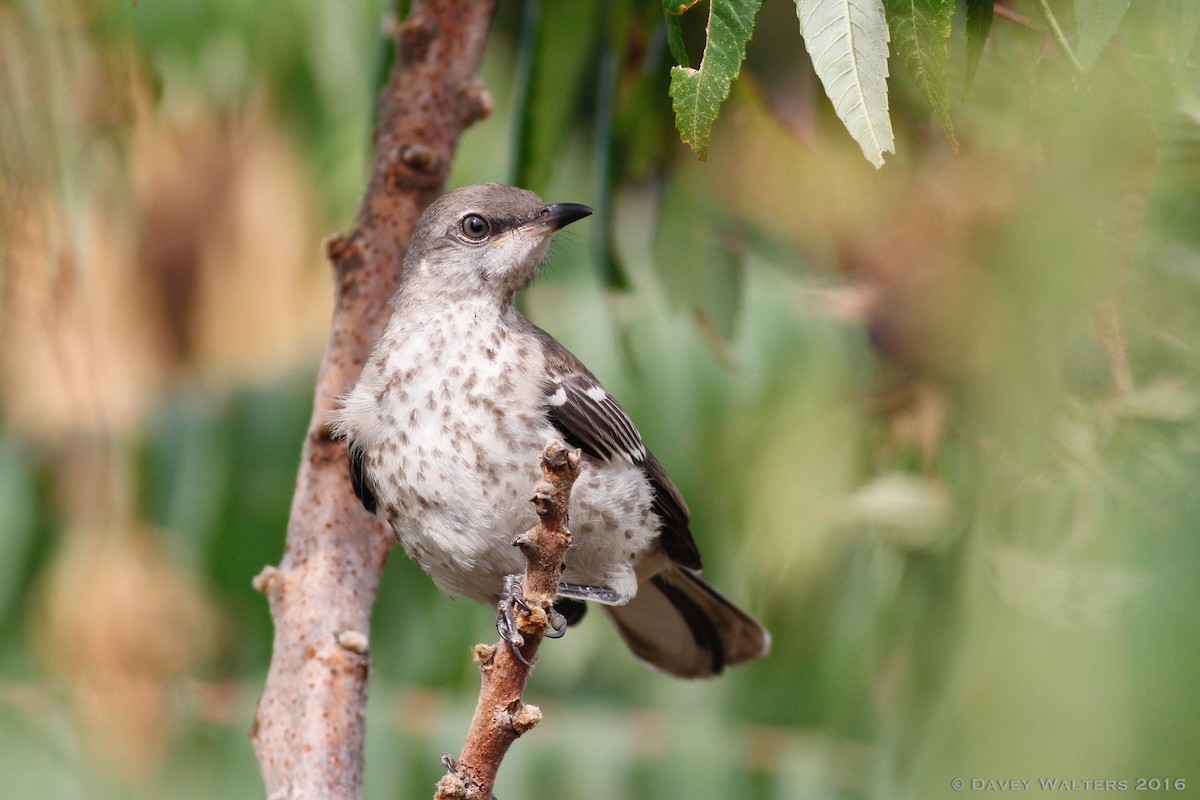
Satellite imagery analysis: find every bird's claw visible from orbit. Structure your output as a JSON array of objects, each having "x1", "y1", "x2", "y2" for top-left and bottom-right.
[
  {"x1": 496, "y1": 574, "x2": 532, "y2": 663},
  {"x1": 495, "y1": 574, "x2": 568, "y2": 659},
  {"x1": 544, "y1": 607, "x2": 569, "y2": 639}
]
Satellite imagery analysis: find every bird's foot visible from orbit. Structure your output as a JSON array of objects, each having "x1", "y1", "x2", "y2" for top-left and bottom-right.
[
  {"x1": 496, "y1": 574, "x2": 574, "y2": 658},
  {"x1": 496, "y1": 574, "x2": 533, "y2": 665}
]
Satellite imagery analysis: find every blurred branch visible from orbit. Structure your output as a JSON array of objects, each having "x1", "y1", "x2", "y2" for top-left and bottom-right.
[
  {"x1": 435, "y1": 441, "x2": 580, "y2": 800},
  {"x1": 1034, "y1": 0, "x2": 1086, "y2": 75},
  {"x1": 250, "y1": 1, "x2": 496, "y2": 797}
]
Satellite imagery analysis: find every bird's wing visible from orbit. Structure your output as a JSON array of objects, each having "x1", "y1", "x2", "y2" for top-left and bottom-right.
[{"x1": 534, "y1": 329, "x2": 702, "y2": 570}]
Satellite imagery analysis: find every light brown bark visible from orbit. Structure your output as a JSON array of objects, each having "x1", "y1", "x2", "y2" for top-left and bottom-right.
[{"x1": 251, "y1": 2, "x2": 496, "y2": 797}]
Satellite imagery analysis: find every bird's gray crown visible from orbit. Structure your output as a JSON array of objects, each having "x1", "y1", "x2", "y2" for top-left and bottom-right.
[{"x1": 399, "y1": 183, "x2": 592, "y2": 304}]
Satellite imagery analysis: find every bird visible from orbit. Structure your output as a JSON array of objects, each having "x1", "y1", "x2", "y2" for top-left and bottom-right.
[{"x1": 332, "y1": 183, "x2": 769, "y2": 678}]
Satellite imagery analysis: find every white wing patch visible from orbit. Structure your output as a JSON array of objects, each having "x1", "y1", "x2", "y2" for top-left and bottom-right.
[{"x1": 545, "y1": 378, "x2": 648, "y2": 464}]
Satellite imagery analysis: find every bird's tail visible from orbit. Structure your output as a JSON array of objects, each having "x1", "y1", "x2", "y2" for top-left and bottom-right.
[{"x1": 603, "y1": 568, "x2": 771, "y2": 679}]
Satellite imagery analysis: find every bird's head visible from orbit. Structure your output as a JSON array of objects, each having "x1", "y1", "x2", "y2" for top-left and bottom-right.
[{"x1": 400, "y1": 183, "x2": 593, "y2": 304}]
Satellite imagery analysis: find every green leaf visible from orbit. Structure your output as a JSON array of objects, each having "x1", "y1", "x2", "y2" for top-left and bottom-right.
[
  {"x1": 511, "y1": 0, "x2": 602, "y2": 193},
  {"x1": 796, "y1": 0, "x2": 894, "y2": 168},
  {"x1": 669, "y1": 0, "x2": 763, "y2": 161},
  {"x1": 1075, "y1": 0, "x2": 1131, "y2": 72},
  {"x1": 884, "y1": 0, "x2": 956, "y2": 147},
  {"x1": 963, "y1": 0, "x2": 993, "y2": 98}
]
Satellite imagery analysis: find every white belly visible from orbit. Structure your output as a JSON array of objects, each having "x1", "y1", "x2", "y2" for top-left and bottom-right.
[{"x1": 335, "y1": 303, "x2": 659, "y2": 605}]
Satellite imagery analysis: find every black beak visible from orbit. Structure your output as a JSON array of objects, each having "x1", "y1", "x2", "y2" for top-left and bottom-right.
[{"x1": 523, "y1": 202, "x2": 594, "y2": 235}]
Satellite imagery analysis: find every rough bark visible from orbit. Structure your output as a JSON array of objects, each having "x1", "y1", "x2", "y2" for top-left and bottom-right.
[
  {"x1": 435, "y1": 441, "x2": 581, "y2": 800},
  {"x1": 251, "y1": 2, "x2": 496, "y2": 797}
]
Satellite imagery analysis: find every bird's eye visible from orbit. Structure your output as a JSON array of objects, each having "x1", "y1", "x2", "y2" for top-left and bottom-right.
[{"x1": 460, "y1": 214, "x2": 490, "y2": 240}]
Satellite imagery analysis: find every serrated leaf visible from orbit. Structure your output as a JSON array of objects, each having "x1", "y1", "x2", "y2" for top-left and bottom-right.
[
  {"x1": 512, "y1": 0, "x2": 602, "y2": 193},
  {"x1": 963, "y1": 0, "x2": 993, "y2": 98},
  {"x1": 669, "y1": 0, "x2": 763, "y2": 161},
  {"x1": 884, "y1": 0, "x2": 955, "y2": 147},
  {"x1": 796, "y1": 0, "x2": 895, "y2": 168},
  {"x1": 1075, "y1": 0, "x2": 1131, "y2": 72}
]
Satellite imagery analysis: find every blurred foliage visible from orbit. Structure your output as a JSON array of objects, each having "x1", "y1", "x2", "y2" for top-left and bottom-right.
[{"x1": 2, "y1": 0, "x2": 1199, "y2": 798}]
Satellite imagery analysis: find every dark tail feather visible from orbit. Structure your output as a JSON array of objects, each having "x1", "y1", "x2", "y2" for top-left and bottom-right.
[{"x1": 603, "y1": 568, "x2": 770, "y2": 679}]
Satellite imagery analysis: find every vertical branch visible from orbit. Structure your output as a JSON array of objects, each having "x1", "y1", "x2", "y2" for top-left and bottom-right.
[
  {"x1": 436, "y1": 441, "x2": 581, "y2": 800},
  {"x1": 251, "y1": 2, "x2": 497, "y2": 797}
]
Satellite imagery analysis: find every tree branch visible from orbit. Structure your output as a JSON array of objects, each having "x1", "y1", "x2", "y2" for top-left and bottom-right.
[
  {"x1": 251, "y1": 2, "x2": 496, "y2": 797},
  {"x1": 435, "y1": 441, "x2": 581, "y2": 800}
]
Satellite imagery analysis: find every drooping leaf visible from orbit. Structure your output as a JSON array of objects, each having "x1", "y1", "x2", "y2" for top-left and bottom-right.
[
  {"x1": 1075, "y1": 0, "x2": 1131, "y2": 72},
  {"x1": 796, "y1": 0, "x2": 895, "y2": 168},
  {"x1": 963, "y1": 0, "x2": 993, "y2": 98},
  {"x1": 883, "y1": 0, "x2": 956, "y2": 147},
  {"x1": 511, "y1": 0, "x2": 602, "y2": 193},
  {"x1": 669, "y1": 0, "x2": 764, "y2": 161}
]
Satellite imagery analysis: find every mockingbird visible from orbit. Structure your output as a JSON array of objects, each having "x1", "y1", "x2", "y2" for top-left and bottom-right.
[{"x1": 333, "y1": 183, "x2": 769, "y2": 678}]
